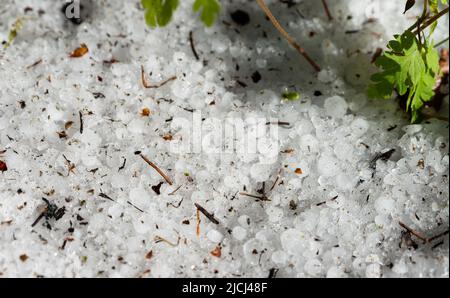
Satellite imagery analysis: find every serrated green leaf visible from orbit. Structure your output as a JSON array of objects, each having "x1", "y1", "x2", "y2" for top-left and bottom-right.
[
  {"x1": 368, "y1": 30, "x2": 440, "y2": 123},
  {"x1": 193, "y1": 0, "x2": 220, "y2": 27},
  {"x1": 142, "y1": 0, "x2": 179, "y2": 28},
  {"x1": 408, "y1": 70, "x2": 436, "y2": 121},
  {"x1": 426, "y1": 42, "x2": 440, "y2": 74},
  {"x1": 369, "y1": 56, "x2": 398, "y2": 99}
]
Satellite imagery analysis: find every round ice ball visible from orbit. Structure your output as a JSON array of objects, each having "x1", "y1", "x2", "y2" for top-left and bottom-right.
[
  {"x1": 266, "y1": 206, "x2": 283, "y2": 223},
  {"x1": 271, "y1": 250, "x2": 288, "y2": 265},
  {"x1": 374, "y1": 196, "x2": 395, "y2": 215},
  {"x1": 317, "y1": 155, "x2": 340, "y2": 177},
  {"x1": 280, "y1": 229, "x2": 308, "y2": 256},
  {"x1": 351, "y1": 118, "x2": 370, "y2": 137},
  {"x1": 206, "y1": 229, "x2": 224, "y2": 243},
  {"x1": 250, "y1": 163, "x2": 272, "y2": 182},
  {"x1": 304, "y1": 259, "x2": 323, "y2": 277},
  {"x1": 365, "y1": 263, "x2": 382, "y2": 278},
  {"x1": 324, "y1": 96, "x2": 348, "y2": 119},
  {"x1": 232, "y1": 226, "x2": 247, "y2": 241},
  {"x1": 299, "y1": 134, "x2": 320, "y2": 153},
  {"x1": 326, "y1": 266, "x2": 347, "y2": 278}
]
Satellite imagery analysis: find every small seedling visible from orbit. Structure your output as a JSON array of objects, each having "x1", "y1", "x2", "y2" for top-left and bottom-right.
[
  {"x1": 4, "y1": 17, "x2": 23, "y2": 49},
  {"x1": 282, "y1": 91, "x2": 300, "y2": 101},
  {"x1": 369, "y1": 0, "x2": 449, "y2": 123},
  {"x1": 141, "y1": 0, "x2": 220, "y2": 28}
]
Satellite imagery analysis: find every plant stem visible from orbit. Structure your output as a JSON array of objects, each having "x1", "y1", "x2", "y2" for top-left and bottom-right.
[
  {"x1": 256, "y1": 0, "x2": 321, "y2": 72},
  {"x1": 434, "y1": 36, "x2": 449, "y2": 47},
  {"x1": 407, "y1": 0, "x2": 429, "y2": 32},
  {"x1": 412, "y1": 6, "x2": 449, "y2": 35}
]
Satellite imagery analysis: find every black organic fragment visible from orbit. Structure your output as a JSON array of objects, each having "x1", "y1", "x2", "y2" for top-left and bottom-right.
[
  {"x1": 230, "y1": 10, "x2": 250, "y2": 26},
  {"x1": 268, "y1": 268, "x2": 279, "y2": 278},
  {"x1": 194, "y1": 203, "x2": 219, "y2": 224},
  {"x1": 251, "y1": 71, "x2": 262, "y2": 83},
  {"x1": 369, "y1": 149, "x2": 396, "y2": 170},
  {"x1": 31, "y1": 198, "x2": 66, "y2": 230},
  {"x1": 151, "y1": 182, "x2": 164, "y2": 195}
]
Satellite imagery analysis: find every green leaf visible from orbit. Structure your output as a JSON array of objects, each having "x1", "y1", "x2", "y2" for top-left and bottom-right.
[
  {"x1": 193, "y1": 0, "x2": 221, "y2": 27},
  {"x1": 368, "y1": 30, "x2": 440, "y2": 123},
  {"x1": 142, "y1": 0, "x2": 179, "y2": 28},
  {"x1": 430, "y1": 0, "x2": 439, "y2": 12},
  {"x1": 368, "y1": 56, "x2": 398, "y2": 99},
  {"x1": 282, "y1": 91, "x2": 300, "y2": 101},
  {"x1": 430, "y1": 0, "x2": 448, "y2": 15},
  {"x1": 425, "y1": 40, "x2": 440, "y2": 74},
  {"x1": 4, "y1": 18, "x2": 23, "y2": 49}
]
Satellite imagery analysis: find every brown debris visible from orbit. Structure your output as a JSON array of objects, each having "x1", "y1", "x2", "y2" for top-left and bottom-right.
[
  {"x1": 1, "y1": 220, "x2": 13, "y2": 226},
  {"x1": 321, "y1": 0, "x2": 333, "y2": 21},
  {"x1": 196, "y1": 209, "x2": 201, "y2": 237},
  {"x1": 162, "y1": 134, "x2": 173, "y2": 141},
  {"x1": 99, "y1": 193, "x2": 115, "y2": 202},
  {"x1": 138, "y1": 269, "x2": 151, "y2": 278},
  {"x1": 65, "y1": 121, "x2": 74, "y2": 130},
  {"x1": 145, "y1": 250, "x2": 153, "y2": 260},
  {"x1": 141, "y1": 65, "x2": 177, "y2": 89},
  {"x1": 281, "y1": 149, "x2": 295, "y2": 154},
  {"x1": 141, "y1": 107, "x2": 151, "y2": 117},
  {"x1": 127, "y1": 201, "x2": 144, "y2": 213},
  {"x1": 168, "y1": 184, "x2": 183, "y2": 196},
  {"x1": 194, "y1": 203, "x2": 220, "y2": 225},
  {"x1": 256, "y1": 0, "x2": 321, "y2": 72},
  {"x1": 189, "y1": 31, "x2": 200, "y2": 61},
  {"x1": 103, "y1": 58, "x2": 119, "y2": 65},
  {"x1": 371, "y1": 47, "x2": 383, "y2": 64},
  {"x1": 398, "y1": 221, "x2": 449, "y2": 245},
  {"x1": 62, "y1": 155, "x2": 75, "y2": 176},
  {"x1": 0, "y1": 160, "x2": 7, "y2": 172},
  {"x1": 138, "y1": 153, "x2": 173, "y2": 185},
  {"x1": 316, "y1": 195, "x2": 339, "y2": 207},
  {"x1": 69, "y1": 44, "x2": 89, "y2": 58},
  {"x1": 79, "y1": 111, "x2": 84, "y2": 134},
  {"x1": 154, "y1": 235, "x2": 180, "y2": 247},
  {"x1": 57, "y1": 131, "x2": 68, "y2": 139},
  {"x1": 151, "y1": 182, "x2": 164, "y2": 195},
  {"x1": 428, "y1": 230, "x2": 450, "y2": 242},
  {"x1": 210, "y1": 246, "x2": 222, "y2": 258},
  {"x1": 399, "y1": 221, "x2": 427, "y2": 243},
  {"x1": 239, "y1": 192, "x2": 271, "y2": 202},
  {"x1": 26, "y1": 58, "x2": 43, "y2": 69},
  {"x1": 400, "y1": 230, "x2": 418, "y2": 249},
  {"x1": 417, "y1": 159, "x2": 425, "y2": 169}
]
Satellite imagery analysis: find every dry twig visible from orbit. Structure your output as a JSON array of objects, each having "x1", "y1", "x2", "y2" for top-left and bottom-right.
[
  {"x1": 138, "y1": 153, "x2": 173, "y2": 185},
  {"x1": 141, "y1": 65, "x2": 177, "y2": 89},
  {"x1": 256, "y1": 0, "x2": 321, "y2": 72}
]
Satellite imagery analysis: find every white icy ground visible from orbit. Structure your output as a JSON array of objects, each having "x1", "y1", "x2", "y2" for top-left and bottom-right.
[{"x1": 0, "y1": 0, "x2": 449, "y2": 278}]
